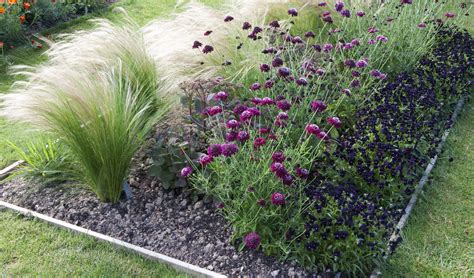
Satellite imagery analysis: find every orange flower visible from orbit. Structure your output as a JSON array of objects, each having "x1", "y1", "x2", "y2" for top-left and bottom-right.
[
  {"x1": 8, "y1": 0, "x2": 17, "y2": 5},
  {"x1": 0, "y1": 7, "x2": 5, "y2": 14},
  {"x1": 19, "y1": 15, "x2": 25, "y2": 24},
  {"x1": 24, "y1": 2, "x2": 30, "y2": 9}
]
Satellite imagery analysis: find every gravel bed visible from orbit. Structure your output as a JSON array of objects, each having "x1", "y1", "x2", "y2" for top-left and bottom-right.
[{"x1": 0, "y1": 175, "x2": 313, "y2": 277}]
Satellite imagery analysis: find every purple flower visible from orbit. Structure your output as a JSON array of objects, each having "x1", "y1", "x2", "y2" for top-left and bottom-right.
[
  {"x1": 204, "y1": 30, "x2": 212, "y2": 36},
  {"x1": 318, "y1": 2, "x2": 327, "y2": 6},
  {"x1": 202, "y1": 45, "x2": 214, "y2": 54},
  {"x1": 356, "y1": 59, "x2": 368, "y2": 68},
  {"x1": 323, "y1": 43, "x2": 333, "y2": 52},
  {"x1": 180, "y1": 166, "x2": 193, "y2": 178},
  {"x1": 244, "y1": 232, "x2": 261, "y2": 249},
  {"x1": 352, "y1": 71, "x2": 361, "y2": 77},
  {"x1": 257, "y1": 199, "x2": 266, "y2": 206},
  {"x1": 376, "y1": 35, "x2": 388, "y2": 42},
  {"x1": 368, "y1": 39, "x2": 376, "y2": 45},
  {"x1": 335, "y1": 1, "x2": 344, "y2": 12},
  {"x1": 233, "y1": 104, "x2": 247, "y2": 115},
  {"x1": 272, "y1": 57, "x2": 284, "y2": 67},
  {"x1": 222, "y1": 143, "x2": 238, "y2": 157},
  {"x1": 217, "y1": 203, "x2": 225, "y2": 209},
  {"x1": 214, "y1": 91, "x2": 228, "y2": 101},
  {"x1": 237, "y1": 131, "x2": 250, "y2": 142},
  {"x1": 400, "y1": 0, "x2": 412, "y2": 4},
  {"x1": 272, "y1": 152, "x2": 285, "y2": 163},
  {"x1": 271, "y1": 192, "x2": 285, "y2": 206},
  {"x1": 370, "y1": 69, "x2": 382, "y2": 77},
  {"x1": 270, "y1": 162, "x2": 285, "y2": 173},
  {"x1": 295, "y1": 168, "x2": 309, "y2": 179},
  {"x1": 276, "y1": 100, "x2": 291, "y2": 111},
  {"x1": 445, "y1": 12, "x2": 455, "y2": 18},
  {"x1": 262, "y1": 47, "x2": 277, "y2": 54},
  {"x1": 248, "y1": 107, "x2": 261, "y2": 116},
  {"x1": 199, "y1": 154, "x2": 213, "y2": 166},
  {"x1": 252, "y1": 97, "x2": 262, "y2": 105},
  {"x1": 226, "y1": 119, "x2": 240, "y2": 129},
  {"x1": 207, "y1": 144, "x2": 223, "y2": 157},
  {"x1": 296, "y1": 77, "x2": 308, "y2": 86},
  {"x1": 282, "y1": 174, "x2": 293, "y2": 185},
  {"x1": 291, "y1": 36, "x2": 304, "y2": 44},
  {"x1": 264, "y1": 80, "x2": 274, "y2": 88},
  {"x1": 312, "y1": 44, "x2": 322, "y2": 52},
  {"x1": 208, "y1": 106, "x2": 222, "y2": 116},
  {"x1": 240, "y1": 110, "x2": 253, "y2": 121},
  {"x1": 224, "y1": 15, "x2": 234, "y2": 22},
  {"x1": 253, "y1": 26, "x2": 263, "y2": 34},
  {"x1": 327, "y1": 116, "x2": 342, "y2": 128},
  {"x1": 340, "y1": 9, "x2": 351, "y2": 17},
  {"x1": 260, "y1": 63, "x2": 270, "y2": 72},
  {"x1": 417, "y1": 22, "x2": 427, "y2": 28},
  {"x1": 342, "y1": 88, "x2": 351, "y2": 96},
  {"x1": 242, "y1": 22, "x2": 252, "y2": 30},
  {"x1": 356, "y1": 11, "x2": 365, "y2": 17},
  {"x1": 310, "y1": 100, "x2": 327, "y2": 112},
  {"x1": 317, "y1": 131, "x2": 330, "y2": 140},
  {"x1": 250, "y1": 82, "x2": 261, "y2": 91},
  {"x1": 269, "y1": 20, "x2": 280, "y2": 28},
  {"x1": 323, "y1": 15, "x2": 333, "y2": 23},
  {"x1": 259, "y1": 97, "x2": 273, "y2": 106},
  {"x1": 305, "y1": 31, "x2": 315, "y2": 38},
  {"x1": 344, "y1": 59, "x2": 356, "y2": 68},
  {"x1": 288, "y1": 8, "x2": 298, "y2": 16},
  {"x1": 192, "y1": 41, "x2": 202, "y2": 49},
  {"x1": 368, "y1": 27, "x2": 379, "y2": 33},
  {"x1": 253, "y1": 137, "x2": 266, "y2": 149},
  {"x1": 277, "y1": 112, "x2": 289, "y2": 120},
  {"x1": 351, "y1": 38, "x2": 361, "y2": 46},
  {"x1": 315, "y1": 68, "x2": 325, "y2": 76},
  {"x1": 278, "y1": 67, "x2": 291, "y2": 77},
  {"x1": 306, "y1": 124, "x2": 320, "y2": 135},
  {"x1": 350, "y1": 79, "x2": 360, "y2": 88},
  {"x1": 226, "y1": 131, "x2": 237, "y2": 142}
]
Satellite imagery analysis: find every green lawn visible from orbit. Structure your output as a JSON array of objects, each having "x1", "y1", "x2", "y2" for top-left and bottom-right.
[
  {"x1": 0, "y1": 209, "x2": 186, "y2": 277},
  {"x1": 381, "y1": 100, "x2": 474, "y2": 277}
]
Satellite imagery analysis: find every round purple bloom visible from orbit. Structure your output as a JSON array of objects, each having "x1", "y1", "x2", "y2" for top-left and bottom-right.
[
  {"x1": 335, "y1": 1, "x2": 344, "y2": 12},
  {"x1": 224, "y1": 15, "x2": 234, "y2": 22},
  {"x1": 257, "y1": 199, "x2": 266, "y2": 206},
  {"x1": 204, "y1": 30, "x2": 212, "y2": 36},
  {"x1": 240, "y1": 110, "x2": 253, "y2": 121},
  {"x1": 282, "y1": 174, "x2": 293, "y2": 186},
  {"x1": 250, "y1": 82, "x2": 261, "y2": 91},
  {"x1": 370, "y1": 69, "x2": 382, "y2": 78},
  {"x1": 295, "y1": 168, "x2": 309, "y2": 179},
  {"x1": 251, "y1": 97, "x2": 262, "y2": 105},
  {"x1": 226, "y1": 119, "x2": 240, "y2": 129},
  {"x1": 344, "y1": 59, "x2": 356, "y2": 68},
  {"x1": 247, "y1": 107, "x2": 261, "y2": 116},
  {"x1": 217, "y1": 203, "x2": 225, "y2": 209},
  {"x1": 242, "y1": 22, "x2": 251, "y2": 30},
  {"x1": 192, "y1": 41, "x2": 202, "y2": 49},
  {"x1": 264, "y1": 79, "x2": 274, "y2": 89},
  {"x1": 318, "y1": 2, "x2": 327, "y2": 6},
  {"x1": 272, "y1": 152, "x2": 285, "y2": 163},
  {"x1": 272, "y1": 57, "x2": 284, "y2": 67},
  {"x1": 260, "y1": 63, "x2": 270, "y2": 72},
  {"x1": 376, "y1": 35, "x2": 388, "y2": 42},
  {"x1": 271, "y1": 192, "x2": 285, "y2": 206},
  {"x1": 180, "y1": 166, "x2": 193, "y2": 178},
  {"x1": 226, "y1": 131, "x2": 238, "y2": 142},
  {"x1": 277, "y1": 112, "x2": 289, "y2": 120},
  {"x1": 340, "y1": 9, "x2": 351, "y2": 17},
  {"x1": 356, "y1": 11, "x2": 365, "y2": 17},
  {"x1": 323, "y1": 43, "x2": 333, "y2": 52},
  {"x1": 323, "y1": 15, "x2": 333, "y2": 23},
  {"x1": 327, "y1": 116, "x2": 342, "y2": 128},
  {"x1": 278, "y1": 67, "x2": 291, "y2": 77},
  {"x1": 342, "y1": 88, "x2": 351, "y2": 96},
  {"x1": 312, "y1": 44, "x2": 322, "y2": 52},
  {"x1": 317, "y1": 131, "x2": 330, "y2": 140},
  {"x1": 233, "y1": 104, "x2": 248, "y2": 115},
  {"x1": 222, "y1": 143, "x2": 238, "y2": 157},
  {"x1": 351, "y1": 38, "x2": 361, "y2": 46},
  {"x1": 291, "y1": 36, "x2": 304, "y2": 44},
  {"x1": 417, "y1": 22, "x2": 427, "y2": 28},
  {"x1": 214, "y1": 91, "x2": 228, "y2": 101},
  {"x1": 306, "y1": 124, "x2": 320, "y2": 135},
  {"x1": 269, "y1": 20, "x2": 280, "y2": 28},
  {"x1": 368, "y1": 39, "x2": 376, "y2": 45},
  {"x1": 288, "y1": 8, "x2": 298, "y2": 16},
  {"x1": 270, "y1": 162, "x2": 285, "y2": 173},
  {"x1": 261, "y1": 97, "x2": 274, "y2": 106},
  {"x1": 305, "y1": 31, "x2": 315, "y2": 38},
  {"x1": 350, "y1": 79, "x2": 361, "y2": 88},
  {"x1": 253, "y1": 26, "x2": 263, "y2": 34},
  {"x1": 296, "y1": 77, "x2": 308, "y2": 86},
  {"x1": 310, "y1": 100, "x2": 327, "y2": 112},
  {"x1": 207, "y1": 144, "x2": 223, "y2": 157},
  {"x1": 445, "y1": 12, "x2": 455, "y2": 18},
  {"x1": 199, "y1": 154, "x2": 213, "y2": 166},
  {"x1": 356, "y1": 59, "x2": 368, "y2": 68},
  {"x1": 208, "y1": 106, "x2": 222, "y2": 116},
  {"x1": 237, "y1": 131, "x2": 250, "y2": 142},
  {"x1": 276, "y1": 100, "x2": 291, "y2": 111},
  {"x1": 368, "y1": 27, "x2": 379, "y2": 33},
  {"x1": 202, "y1": 45, "x2": 214, "y2": 54},
  {"x1": 244, "y1": 232, "x2": 261, "y2": 249},
  {"x1": 315, "y1": 68, "x2": 325, "y2": 76},
  {"x1": 352, "y1": 71, "x2": 361, "y2": 77},
  {"x1": 253, "y1": 137, "x2": 266, "y2": 149},
  {"x1": 400, "y1": 0, "x2": 412, "y2": 4}
]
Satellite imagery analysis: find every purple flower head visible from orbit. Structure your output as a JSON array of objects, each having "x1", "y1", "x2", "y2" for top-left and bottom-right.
[
  {"x1": 180, "y1": 166, "x2": 193, "y2": 178},
  {"x1": 226, "y1": 131, "x2": 237, "y2": 142},
  {"x1": 305, "y1": 31, "x2": 315, "y2": 38},
  {"x1": 208, "y1": 106, "x2": 222, "y2": 116},
  {"x1": 204, "y1": 30, "x2": 212, "y2": 36},
  {"x1": 351, "y1": 38, "x2": 361, "y2": 46},
  {"x1": 242, "y1": 22, "x2": 252, "y2": 30},
  {"x1": 340, "y1": 9, "x2": 351, "y2": 17},
  {"x1": 217, "y1": 203, "x2": 225, "y2": 209},
  {"x1": 251, "y1": 97, "x2": 262, "y2": 105},
  {"x1": 257, "y1": 199, "x2": 266, "y2": 206},
  {"x1": 253, "y1": 26, "x2": 263, "y2": 34},
  {"x1": 278, "y1": 67, "x2": 291, "y2": 77},
  {"x1": 352, "y1": 71, "x2": 361, "y2": 77},
  {"x1": 260, "y1": 63, "x2": 270, "y2": 72},
  {"x1": 272, "y1": 57, "x2": 284, "y2": 67},
  {"x1": 369, "y1": 69, "x2": 382, "y2": 78},
  {"x1": 207, "y1": 144, "x2": 223, "y2": 157},
  {"x1": 259, "y1": 127, "x2": 270, "y2": 134},
  {"x1": 417, "y1": 22, "x2": 427, "y2": 28},
  {"x1": 250, "y1": 82, "x2": 261, "y2": 91},
  {"x1": 296, "y1": 77, "x2": 308, "y2": 86},
  {"x1": 306, "y1": 124, "x2": 320, "y2": 135},
  {"x1": 192, "y1": 41, "x2": 202, "y2": 49},
  {"x1": 261, "y1": 97, "x2": 274, "y2": 106},
  {"x1": 226, "y1": 119, "x2": 240, "y2": 129},
  {"x1": 240, "y1": 110, "x2": 253, "y2": 121},
  {"x1": 271, "y1": 192, "x2": 285, "y2": 206},
  {"x1": 376, "y1": 35, "x2": 388, "y2": 42},
  {"x1": 445, "y1": 12, "x2": 455, "y2": 18},
  {"x1": 263, "y1": 47, "x2": 277, "y2": 54},
  {"x1": 222, "y1": 143, "x2": 238, "y2": 157},
  {"x1": 322, "y1": 11, "x2": 331, "y2": 17},
  {"x1": 244, "y1": 232, "x2": 261, "y2": 249},
  {"x1": 291, "y1": 36, "x2": 304, "y2": 44},
  {"x1": 264, "y1": 79, "x2": 274, "y2": 89},
  {"x1": 237, "y1": 131, "x2": 250, "y2": 142},
  {"x1": 356, "y1": 11, "x2": 365, "y2": 17},
  {"x1": 312, "y1": 44, "x2": 322, "y2": 52},
  {"x1": 368, "y1": 39, "x2": 376, "y2": 45},
  {"x1": 224, "y1": 15, "x2": 234, "y2": 22},
  {"x1": 253, "y1": 137, "x2": 266, "y2": 149},
  {"x1": 277, "y1": 112, "x2": 289, "y2": 120},
  {"x1": 327, "y1": 116, "x2": 342, "y2": 128},
  {"x1": 269, "y1": 20, "x2": 280, "y2": 28},
  {"x1": 317, "y1": 131, "x2": 330, "y2": 140},
  {"x1": 288, "y1": 8, "x2": 298, "y2": 16},
  {"x1": 270, "y1": 162, "x2": 285, "y2": 173},
  {"x1": 315, "y1": 68, "x2": 325, "y2": 76},
  {"x1": 400, "y1": 0, "x2": 412, "y2": 4},
  {"x1": 199, "y1": 154, "x2": 213, "y2": 166},
  {"x1": 342, "y1": 88, "x2": 351, "y2": 96},
  {"x1": 335, "y1": 1, "x2": 344, "y2": 12},
  {"x1": 344, "y1": 59, "x2": 356, "y2": 68},
  {"x1": 295, "y1": 167, "x2": 309, "y2": 179},
  {"x1": 276, "y1": 100, "x2": 291, "y2": 111},
  {"x1": 350, "y1": 79, "x2": 360, "y2": 88},
  {"x1": 233, "y1": 104, "x2": 248, "y2": 115},
  {"x1": 247, "y1": 107, "x2": 261, "y2": 116},
  {"x1": 214, "y1": 91, "x2": 228, "y2": 101},
  {"x1": 323, "y1": 15, "x2": 333, "y2": 23},
  {"x1": 202, "y1": 45, "x2": 214, "y2": 54},
  {"x1": 368, "y1": 27, "x2": 379, "y2": 33},
  {"x1": 356, "y1": 59, "x2": 368, "y2": 68},
  {"x1": 323, "y1": 43, "x2": 333, "y2": 52},
  {"x1": 282, "y1": 174, "x2": 293, "y2": 185},
  {"x1": 310, "y1": 100, "x2": 327, "y2": 112},
  {"x1": 272, "y1": 152, "x2": 285, "y2": 163},
  {"x1": 284, "y1": 34, "x2": 293, "y2": 42},
  {"x1": 318, "y1": 2, "x2": 327, "y2": 6}
]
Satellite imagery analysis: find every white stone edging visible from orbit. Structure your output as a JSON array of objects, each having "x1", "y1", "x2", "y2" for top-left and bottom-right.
[
  {"x1": 0, "y1": 200, "x2": 226, "y2": 278},
  {"x1": 370, "y1": 96, "x2": 466, "y2": 277}
]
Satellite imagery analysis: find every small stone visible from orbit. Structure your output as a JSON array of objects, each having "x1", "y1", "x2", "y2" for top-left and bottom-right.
[
  {"x1": 271, "y1": 270, "x2": 280, "y2": 277},
  {"x1": 203, "y1": 243, "x2": 214, "y2": 253},
  {"x1": 156, "y1": 197, "x2": 163, "y2": 206},
  {"x1": 194, "y1": 201, "x2": 204, "y2": 210}
]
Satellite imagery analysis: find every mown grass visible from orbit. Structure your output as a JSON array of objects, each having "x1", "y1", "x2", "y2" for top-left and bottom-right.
[
  {"x1": 381, "y1": 100, "x2": 474, "y2": 277},
  {"x1": 0, "y1": 210, "x2": 187, "y2": 277}
]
